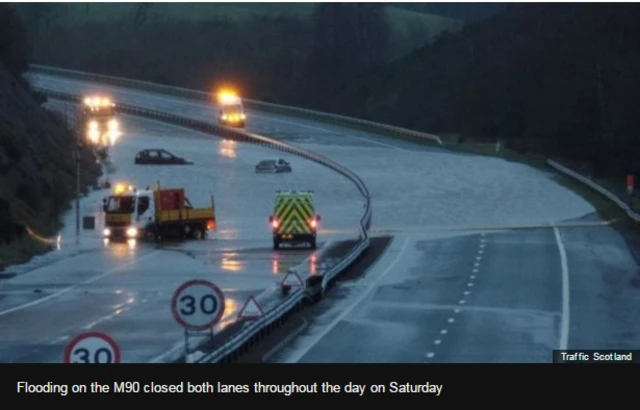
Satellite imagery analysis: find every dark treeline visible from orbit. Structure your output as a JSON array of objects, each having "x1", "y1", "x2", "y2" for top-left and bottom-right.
[
  {"x1": 0, "y1": 4, "x2": 100, "y2": 251},
  {"x1": 26, "y1": 4, "x2": 392, "y2": 112},
  {"x1": 0, "y1": 4, "x2": 28, "y2": 78},
  {"x1": 345, "y1": 3, "x2": 640, "y2": 178}
]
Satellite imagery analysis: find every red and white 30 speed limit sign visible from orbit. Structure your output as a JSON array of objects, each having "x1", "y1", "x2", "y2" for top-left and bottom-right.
[
  {"x1": 171, "y1": 279, "x2": 225, "y2": 330},
  {"x1": 64, "y1": 332, "x2": 120, "y2": 363}
]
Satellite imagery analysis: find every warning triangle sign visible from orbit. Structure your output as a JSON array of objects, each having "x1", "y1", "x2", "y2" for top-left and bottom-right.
[
  {"x1": 281, "y1": 271, "x2": 304, "y2": 287},
  {"x1": 238, "y1": 296, "x2": 263, "y2": 319}
]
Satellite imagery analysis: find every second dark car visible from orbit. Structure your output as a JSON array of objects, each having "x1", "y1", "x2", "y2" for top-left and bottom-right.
[{"x1": 134, "y1": 149, "x2": 193, "y2": 165}]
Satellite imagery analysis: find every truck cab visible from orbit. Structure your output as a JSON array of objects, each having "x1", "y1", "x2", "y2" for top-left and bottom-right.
[
  {"x1": 103, "y1": 184, "x2": 154, "y2": 241},
  {"x1": 217, "y1": 91, "x2": 245, "y2": 128},
  {"x1": 269, "y1": 190, "x2": 320, "y2": 250}
]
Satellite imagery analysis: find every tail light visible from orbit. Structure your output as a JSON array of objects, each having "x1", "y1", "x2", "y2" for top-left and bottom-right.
[
  {"x1": 207, "y1": 219, "x2": 216, "y2": 230},
  {"x1": 310, "y1": 219, "x2": 317, "y2": 228},
  {"x1": 272, "y1": 219, "x2": 278, "y2": 228}
]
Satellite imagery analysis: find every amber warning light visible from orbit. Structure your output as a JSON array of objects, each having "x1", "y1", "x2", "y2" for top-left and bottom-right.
[{"x1": 217, "y1": 89, "x2": 240, "y2": 104}]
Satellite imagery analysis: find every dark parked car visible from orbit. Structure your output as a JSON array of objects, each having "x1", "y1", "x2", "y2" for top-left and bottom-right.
[
  {"x1": 134, "y1": 149, "x2": 193, "y2": 165},
  {"x1": 255, "y1": 159, "x2": 292, "y2": 173}
]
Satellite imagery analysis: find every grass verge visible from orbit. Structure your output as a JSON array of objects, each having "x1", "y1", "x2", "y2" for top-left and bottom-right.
[{"x1": 0, "y1": 235, "x2": 53, "y2": 277}]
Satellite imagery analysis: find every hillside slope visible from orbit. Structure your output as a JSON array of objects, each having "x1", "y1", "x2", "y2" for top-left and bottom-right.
[
  {"x1": 15, "y1": 3, "x2": 462, "y2": 57},
  {"x1": 389, "y1": 3, "x2": 508, "y2": 21},
  {"x1": 0, "y1": 64, "x2": 101, "y2": 270},
  {"x1": 15, "y1": 2, "x2": 461, "y2": 34},
  {"x1": 343, "y1": 3, "x2": 640, "y2": 177}
]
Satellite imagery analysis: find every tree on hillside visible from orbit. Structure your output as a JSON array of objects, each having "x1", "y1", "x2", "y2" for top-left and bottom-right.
[
  {"x1": 16, "y1": 3, "x2": 60, "y2": 32},
  {"x1": 353, "y1": 4, "x2": 391, "y2": 68},
  {"x1": 0, "y1": 4, "x2": 28, "y2": 77},
  {"x1": 132, "y1": 3, "x2": 153, "y2": 31},
  {"x1": 306, "y1": 3, "x2": 391, "y2": 109}
]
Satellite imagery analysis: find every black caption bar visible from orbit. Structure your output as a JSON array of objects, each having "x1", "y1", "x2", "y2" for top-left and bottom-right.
[
  {"x1": 4, "y1": 364, "x2": 640, "y2": 403},
  {"x1": 553, "y1": 350, "x2": 640, "y2": 363}
]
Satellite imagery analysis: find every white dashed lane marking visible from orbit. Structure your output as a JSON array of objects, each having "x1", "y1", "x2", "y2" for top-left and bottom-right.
[{"x1": 426, "y1": 233, "x2": 487, "y2": 361}]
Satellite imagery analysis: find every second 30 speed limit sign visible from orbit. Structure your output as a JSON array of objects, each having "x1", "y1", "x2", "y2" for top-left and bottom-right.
[
  {"x1": 64, "y1": 332, "x2": 120, "y2": 364},
  {"x1": 171, "y1": 280, "x2": 225, "y2": 330}
]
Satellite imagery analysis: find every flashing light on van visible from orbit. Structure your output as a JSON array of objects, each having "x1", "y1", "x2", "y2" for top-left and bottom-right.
[{"x1": 217, "y1": 89, "x2": 240, "y2": 104}]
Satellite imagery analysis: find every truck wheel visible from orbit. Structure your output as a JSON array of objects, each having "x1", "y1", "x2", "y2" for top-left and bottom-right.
[
  {"x1": 145, "y1": 230, "x2": 156, "y2": 242},
  {"x1": 273, "y1": 238, "x2": 280, "y2": 250},
  {"x1": 310, "y1": 238, "x2": 317, "y2": 250},
  {"x1": 192, "y1": 227, "x2": 204, "y2": 240}
]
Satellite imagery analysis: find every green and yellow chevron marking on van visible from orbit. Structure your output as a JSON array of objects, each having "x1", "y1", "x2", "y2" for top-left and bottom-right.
[{"x1": 275, "y1": 192, "x2": 314, "y2": 235}]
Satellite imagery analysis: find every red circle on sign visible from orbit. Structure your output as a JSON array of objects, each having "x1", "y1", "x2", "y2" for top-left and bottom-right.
[
  {"x1": 171, "y1": 279, "x2": 226, "y2": 330},
  {"x1": 63, "y1": 331, "x2": 121, "y2": 363}
]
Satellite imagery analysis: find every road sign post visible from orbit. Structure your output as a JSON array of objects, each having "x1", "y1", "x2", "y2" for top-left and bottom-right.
[
  {"x1": 64, "y1": 332, "x2": 120, "y2": 363},
  {"x1": 171, "y1": 279, "x2": 225, "y2": 362},
  {"x1": 237, "y1": 296, "x2": 264, "y2": 320}
]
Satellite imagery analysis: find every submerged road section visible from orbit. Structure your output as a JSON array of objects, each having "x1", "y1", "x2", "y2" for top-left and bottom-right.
[
  {"x1": 26, "y1": 72, "x2": 640, "y2": 364},
  {"x1": 0, "y1": 103, "x2": 362, "y2": 363}
]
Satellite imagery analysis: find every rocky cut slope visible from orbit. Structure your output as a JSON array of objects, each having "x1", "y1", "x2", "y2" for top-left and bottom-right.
[{"x1": 0, "y1": 64, "x2": 101, "y2": 269}]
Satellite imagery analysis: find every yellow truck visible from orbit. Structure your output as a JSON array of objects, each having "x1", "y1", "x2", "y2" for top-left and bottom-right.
[
  {"x1": 269, "y1": 190, "x2": 320, "y2": 250},
  {"x1": 102, "y1": 183, "x2": 216, "y2": 241}
]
